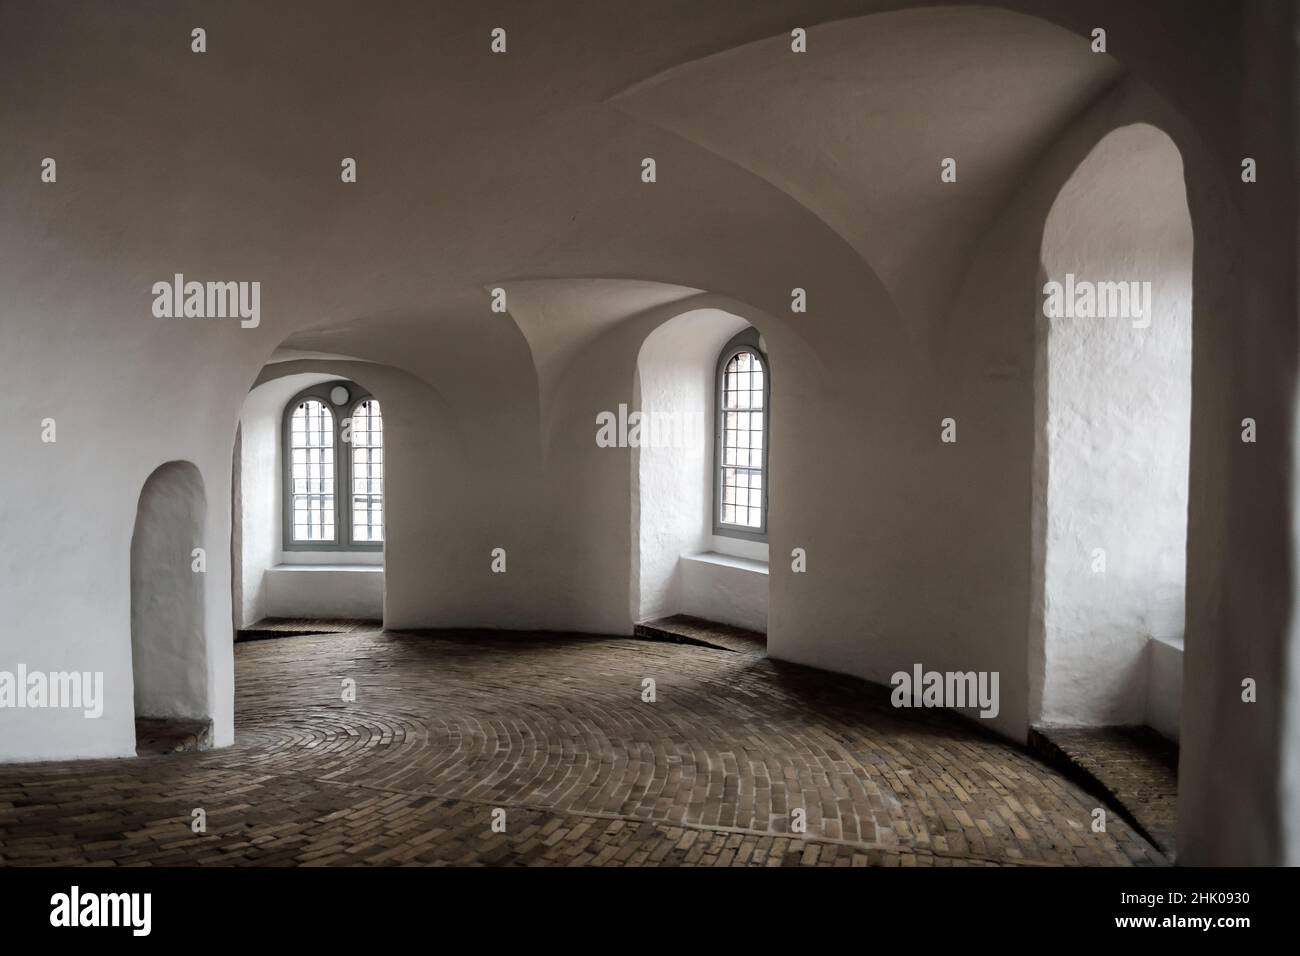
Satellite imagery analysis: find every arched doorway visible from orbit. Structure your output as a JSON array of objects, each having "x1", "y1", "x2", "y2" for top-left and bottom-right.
[
  {"x1": 232, "y1": 372, "x2": 386, "y2": 638},
  {"x1": 1028, "y1": 123, "x2": 1193, "y2": 855},
  {"x1": 1032, "y1": 123, "x2": 1193, "y2": 733},
  {"x1": 630, "y1": 308, "x2": 770, "y2": 651},
  {"x1": 130, "y1": 460, "x2": 211, "y2": 749}
]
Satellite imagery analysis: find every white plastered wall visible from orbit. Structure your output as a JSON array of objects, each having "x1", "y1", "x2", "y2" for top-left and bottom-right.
[{"x1": 1035, "y1": 124, "x2": 1193, "y2": 728}]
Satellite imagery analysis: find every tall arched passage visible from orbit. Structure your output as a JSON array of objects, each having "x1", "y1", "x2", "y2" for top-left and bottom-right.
[
  {"x1": 631, "y1": 308, "x2": 769, "y2": 635},
  {"x1": 1030, "y1": 123, "x2": 1193, "y2": 738},
  {"x1": 130, "y1": 460, "x2": 210, "y2": 723},
  {"x1": 233, "y1": 373, "x2": 387, "y2": 630}
]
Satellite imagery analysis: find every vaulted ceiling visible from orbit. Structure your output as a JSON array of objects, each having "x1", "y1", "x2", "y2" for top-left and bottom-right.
[
  {"x1": 1, "y1": 0, "x2": 1209, "y2": 391},
  {"x1": 613, "y1": 7, "x2": 1123, "y2": 336},
  {"x1": 273, "y1": 4, "x2": 1123, "y2": 374}
]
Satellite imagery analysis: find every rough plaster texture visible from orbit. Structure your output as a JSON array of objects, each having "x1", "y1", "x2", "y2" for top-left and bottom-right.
[
  {"x1": 0, "y1": 0, "x2": 1294, "y2": 865},
  {"x1": 130, "y1": 461, "x2": 209, "y2": 721},
  {"x1": 1036, "y1": 124, "x2": 1193, "y2": 728}
]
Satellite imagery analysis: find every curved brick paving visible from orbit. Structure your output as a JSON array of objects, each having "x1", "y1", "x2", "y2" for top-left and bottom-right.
[{"x1": 0, "y1": 630, "x2": 1166, "y2": 866}]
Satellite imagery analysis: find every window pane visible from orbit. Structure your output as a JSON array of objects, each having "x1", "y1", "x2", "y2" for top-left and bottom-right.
[
  {"x1": 350, "y1": 399, "x2": 385, "y2": 543},
  {"x1": 289, "y1": 400, "x2": 335, "y2": 542},
  {"x1": 718, "y1": 349, "x2": 768, "y2": 532}
]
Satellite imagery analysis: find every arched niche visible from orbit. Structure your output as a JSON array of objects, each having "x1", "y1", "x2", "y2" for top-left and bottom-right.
[
  {"x1": 130, "y1": 460, "x2": 210, "y2": 722},
  {"x1": 1031, "y1": 123, "x2": 1193, "y2": 736},
  {"x1": 631, "y1": 307, "x2": 769, "y2": 631}
]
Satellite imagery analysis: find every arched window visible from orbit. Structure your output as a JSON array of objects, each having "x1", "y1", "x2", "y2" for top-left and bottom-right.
[
  {"x1": 714, "y1": 329, "x2": 769, "y2": 540},
  {"x1": 282, "y1": 381, "x2": 383, "y2": 550}
]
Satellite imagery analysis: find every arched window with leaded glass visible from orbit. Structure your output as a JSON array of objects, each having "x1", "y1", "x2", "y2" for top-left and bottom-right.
[
  {"x1": 714, "y1": 330, "x2": 769, "y2": 541},
  {"x1": 282, "y1": 381, "x2": 383, "y2": 550}
]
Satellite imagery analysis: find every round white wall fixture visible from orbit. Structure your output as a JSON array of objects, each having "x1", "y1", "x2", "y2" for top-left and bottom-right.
[{"x1": 329, "y1": 386, "x2": 350, "y2": 405}]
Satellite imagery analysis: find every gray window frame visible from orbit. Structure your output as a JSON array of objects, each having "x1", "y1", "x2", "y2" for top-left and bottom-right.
[
  {"x1": 713, "y1": 329, "x2": 770, "y2": 542},
  {"x1": 281, "y1": 380, "x2": 383, "y2": 553}
]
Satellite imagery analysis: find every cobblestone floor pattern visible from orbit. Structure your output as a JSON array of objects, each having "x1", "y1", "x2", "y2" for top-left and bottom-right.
[{"x1": 0, "y1": 630, "x2": 1166, "y2": 866}]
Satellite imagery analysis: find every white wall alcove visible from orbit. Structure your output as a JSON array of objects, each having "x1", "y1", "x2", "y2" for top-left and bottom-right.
[{"x1": 234, "y1": 372, "x2": 384, "y2": 626}]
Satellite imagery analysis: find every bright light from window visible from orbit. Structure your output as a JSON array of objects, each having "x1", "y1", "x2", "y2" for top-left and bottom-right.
[
  {"x1": 719, "y1": 350, "x2": 765, "y2": 530},
  {"x1": 290, "y1": 399, "x2": 335, "y2": 542},
  {"x1": 350, "y1": 399, "x2": 384, "y2": 543}
]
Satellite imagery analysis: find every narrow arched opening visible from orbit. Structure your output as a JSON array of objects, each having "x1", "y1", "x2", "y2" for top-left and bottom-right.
[
  {"x1": 1030, "y1": 123, "x2": 1193, "y2": 855},
  {"x1": 630, "y1": 309, "x2": 770, "y2": 652},
  {"x1": 232, "y1": 373, "x2": 386, "y2": 640},
  {"x1": 130, "y1": 460, "x2": 211, "y2": 752}
]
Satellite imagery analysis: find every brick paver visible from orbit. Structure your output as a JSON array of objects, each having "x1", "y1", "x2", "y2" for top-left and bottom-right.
[
  {"x1": 1031, "y1": 726, "x2": 1178, "y2": 858},
  {"x1": 0, "y1": 630, "x2": 1165, "y2": 866},
  {"x1": 633, "y1": 615, "x2": 766, "y2": 654}
]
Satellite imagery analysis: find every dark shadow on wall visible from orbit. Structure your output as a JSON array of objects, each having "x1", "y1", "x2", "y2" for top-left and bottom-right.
[{"x1": 130, "y1": 460, "x2": 210, "y2": 727}]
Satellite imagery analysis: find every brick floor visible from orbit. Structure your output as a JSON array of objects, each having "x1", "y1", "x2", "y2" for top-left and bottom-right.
[
  {"x1": 1030, "y1": 726, "x2": 1178, "y2": 859},
  {"x1": 0, "y1": 630, "x2": 1166, "y2": 866},
  {"x1": 237, "y1": 617, "x2": 379, "y2": 642},
  {"x1": 633, "y1": 614, "x2": 766, "y2": 654},
  {"x1": 134, "y1": 718, "x2": 213, "y2": 756}
]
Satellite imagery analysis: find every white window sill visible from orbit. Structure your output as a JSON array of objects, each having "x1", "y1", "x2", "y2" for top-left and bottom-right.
[
  {"x1": 271, "y1": 563, "x2": 384, "y2": 573},
  {"x1": 681, "y1": 551, "x2": 769, "y2": 575}
]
